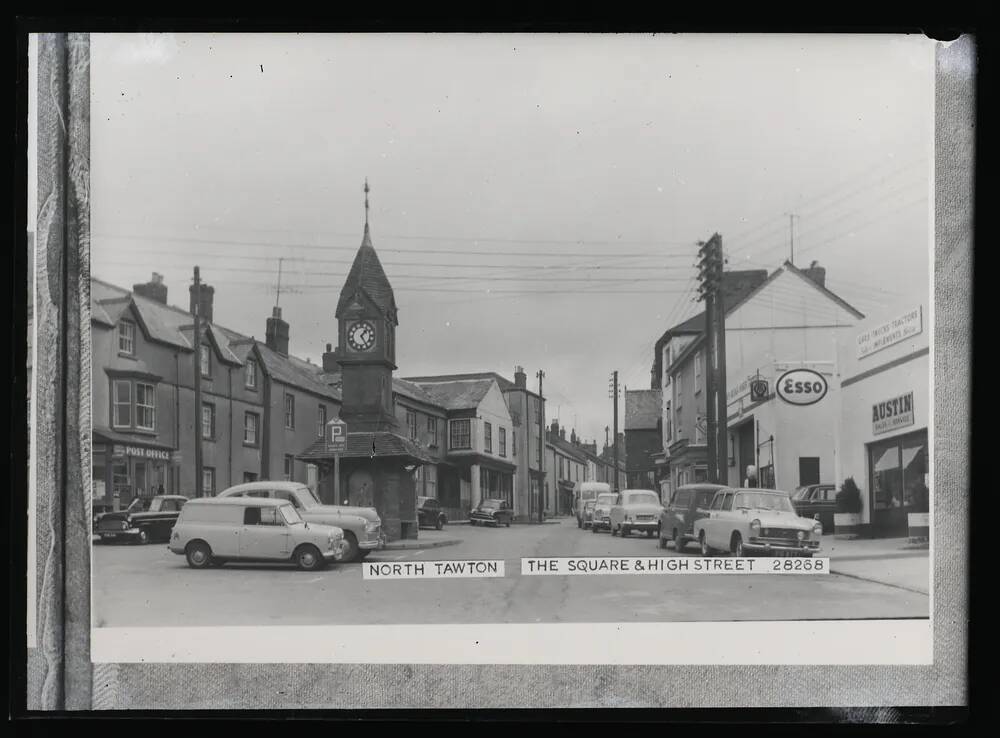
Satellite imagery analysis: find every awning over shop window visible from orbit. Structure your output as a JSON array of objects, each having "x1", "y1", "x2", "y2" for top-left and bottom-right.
[
  {"x1": 901, "y1": 445, "x2": 924, "y2": 469},
  {"x1": 874, "y1": 446, "x2": 901, "y2": 473}
]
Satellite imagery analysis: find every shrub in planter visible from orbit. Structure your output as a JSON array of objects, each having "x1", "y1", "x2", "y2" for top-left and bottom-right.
[{"x1": 834, "y1": 477, "x2": 863, "y2": 539}]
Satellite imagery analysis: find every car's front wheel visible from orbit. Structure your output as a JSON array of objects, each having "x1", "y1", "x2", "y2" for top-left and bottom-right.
[
  {"x1": 622, "y1": 526, "x2": 630, "y2": 538},
  {"x1": 185, "y1": 541, "x2": 213, "y2": 569},
  {"x1": 731, "y1": 533, "x2": 744, "y2": 557},
  {"x1": 699, "y1": 531, "x2": 711, "y2": 557},
  {"x1": 342, "y1": 532, "x2": 360, "y2": 563},
  {"x1": 435, "y1": 517, "x2": 444, "y2": 531},
  {"x1": 294, "y1": 544, "x2": 325, "y2": 571},
  {"x1": 136, "y1": 528, "x2": 149, "y2": 545}
]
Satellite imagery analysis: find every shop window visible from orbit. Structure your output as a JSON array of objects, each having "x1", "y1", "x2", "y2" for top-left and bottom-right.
[
  {"x1": 244, "y1": 411, "x2": 259, "y2": 446},
  {"x1": 318, "y1": 404, "x2": 327, "y2": 438},
  {"x1": 484, "y1": 422, "x2": 493, "y2": 453},
  {"x1": 201, "y1": 403, "x2": 216, "y2": 440},
  {"x1": 499, "y1": 427, "x2": 507, "y2": 457},
  {"x1": 113, "y1": 380, "x2": 132, "y2": 428},
  {"x1": 869, "y1": 430, "x2": 928, "y2": 512},
  {"x1": 118, "y1": 320, "x2": 136, "y2": 355},
  {"x1": 284, "y1": 393, "x2": 295, "y2": 429},
  {"x1": 244, "y1": 358, "x2": 257, "y2": 389},
  {"x1": 450, "y1": 419, "x2": 471, "y2": 450}
]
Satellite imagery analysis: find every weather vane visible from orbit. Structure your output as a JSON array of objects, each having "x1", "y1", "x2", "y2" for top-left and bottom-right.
[{"x1": 364, "y1": 178, "x2": 370, "y2": 226}]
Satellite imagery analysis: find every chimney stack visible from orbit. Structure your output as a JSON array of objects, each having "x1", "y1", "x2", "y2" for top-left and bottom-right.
[
  {"x1": 134, "y1": 272, "x2": 168, "y2": 304},
  {"x1": 559, "y1": 428, "x2": 566, "y2": 441},
  {"x1": 570, "y1": 429, "x2": 578, "y2": 445},
  {"x1": 514, "y1": 366, "x2": 527, "y2": 389},
  {"x1": 322, "y1": 342, "x2": 339, "y2": 373},
  {"x1": 549, "y1": 419, "x2": 559, "y2": 441},
  {"x1": 803, "y1": 260, "x2": 827, "y2": 288},
  {"x1": 189, "y1": 282, "x2": 215, "y2": 323},
  {"x1": 265, "y1": 306, "x2": 290, "y2": 356}
]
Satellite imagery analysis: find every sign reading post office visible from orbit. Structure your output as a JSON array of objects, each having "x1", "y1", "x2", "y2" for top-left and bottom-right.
[{"x1": 775, "y1": 368, "x2": 828, "y2": 406}]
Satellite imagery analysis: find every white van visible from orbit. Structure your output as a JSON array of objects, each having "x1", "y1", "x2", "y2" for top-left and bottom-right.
[
  {"x1": 572, "y1": 481, "x2": 612, "y2": 528},
  {"x1": 168, "y1": 497, "x2": 349, "y2": 571}
]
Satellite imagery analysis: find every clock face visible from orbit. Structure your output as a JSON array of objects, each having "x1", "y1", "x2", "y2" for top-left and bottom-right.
[{"x1": 347, "y1": 321, "x2": 377, "y2": 352}]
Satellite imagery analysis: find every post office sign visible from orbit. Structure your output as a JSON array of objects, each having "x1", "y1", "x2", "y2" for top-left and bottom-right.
[{"x1": 775, "y1": 368, "x2": 828, "y2": 406}]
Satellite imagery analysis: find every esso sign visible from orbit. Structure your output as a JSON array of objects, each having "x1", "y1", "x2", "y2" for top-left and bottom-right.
[{"x1": 776, "y1": 369, "x2": 828, "y2": 406}]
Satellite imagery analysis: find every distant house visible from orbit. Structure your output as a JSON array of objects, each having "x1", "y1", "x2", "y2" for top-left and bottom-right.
[
  {"x1": 625, "y1": 389, "x2": 662, "y2": 492},
  {"x1": 544, "y1": 421, "x2": 589, "y2": 515}
]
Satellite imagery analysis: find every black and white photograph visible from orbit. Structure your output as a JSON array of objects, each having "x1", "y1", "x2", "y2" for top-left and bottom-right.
[{"x1": 21, "y1": 28, "x2": 972, "y2": 711}]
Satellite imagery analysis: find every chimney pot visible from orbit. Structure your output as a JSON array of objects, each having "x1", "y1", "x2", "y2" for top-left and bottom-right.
[{"x1": 135, "y1": 272, "x2": 168, "y2": 304}]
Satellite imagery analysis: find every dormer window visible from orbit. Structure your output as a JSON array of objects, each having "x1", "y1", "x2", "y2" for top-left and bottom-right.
[{"x1": 118, "y1": 320, "x2": 136, "y2": 355}]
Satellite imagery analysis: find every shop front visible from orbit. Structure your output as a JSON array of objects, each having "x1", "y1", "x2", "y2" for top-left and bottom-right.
[
  {"x1": 837, "y1": 301, "x2": 930, "y2": 538},
  {"x1": 93, "y1": 428, "x2": 177, "y2": 513}
]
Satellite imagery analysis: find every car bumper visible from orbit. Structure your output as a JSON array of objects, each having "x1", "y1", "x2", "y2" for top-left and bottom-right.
[
  {"x1": 592, "y1": 516, "x2": 611, "y2": 529},
  {"x1": 623, "y1": 521, "x2": 658, "y2": 530},
  {"x1": 746, "y1": 540, "x2": 821, "y2": 555},
  {"x1": 98, "y1": 528, "x2": 143, "y2": 539},
  {"x1": 327, "y1": 540, "x2": 351, "y2": 561}
]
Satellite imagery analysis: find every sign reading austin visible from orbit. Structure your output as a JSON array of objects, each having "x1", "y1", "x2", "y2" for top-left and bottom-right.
[
  {"x1": 856, "y1": 306, "x2": 923, "y2": 359},
  {"x1": 872, "y1": 391, "x2": 915, "y2": 435}
]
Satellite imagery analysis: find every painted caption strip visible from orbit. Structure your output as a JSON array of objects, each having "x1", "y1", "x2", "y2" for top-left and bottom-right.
[
  {"x1": 522, "y1": 557, "x2": 830, "y2": 575},
  {"x1": 363, "y1": 560, "x2": 506, "y2": 579}
]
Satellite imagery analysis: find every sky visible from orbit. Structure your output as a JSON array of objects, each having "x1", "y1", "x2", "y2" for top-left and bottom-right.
[{"x1": 28, "y1": 33, "x2": 935, "y2": 445}]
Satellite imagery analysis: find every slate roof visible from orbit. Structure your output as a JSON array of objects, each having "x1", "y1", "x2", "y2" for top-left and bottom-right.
[
  {"x1": 255, "y1": 342, "x2": 341, "y2": 400},
  {"x1": 412, "y1": 379, "x2": 495, "y2": 411},
  {"x1": 625, "y1": 389, "x2": 662, "y2": 431},
  {"x1": 336, "y1": 225, "x2": 397, "y2": 320},
  {"x1": 547, "y1": 435, "x2": 590, "y2": 464},
  {"x1": 297, "y1": 431, "x2": 435, "y2": 463}
]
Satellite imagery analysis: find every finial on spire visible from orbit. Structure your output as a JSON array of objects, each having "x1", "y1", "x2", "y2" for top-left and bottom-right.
[{"x1": 364, "y1": 178, "x2": 370, "y2": 227}]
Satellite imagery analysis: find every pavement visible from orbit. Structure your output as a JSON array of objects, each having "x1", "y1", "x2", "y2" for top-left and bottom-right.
[
  {"x1": 821, "y1": 535, "x2": 930, "y2": 595},
  {"x1": 93, "y1": 517, "x2": 929, "y2": 628}
]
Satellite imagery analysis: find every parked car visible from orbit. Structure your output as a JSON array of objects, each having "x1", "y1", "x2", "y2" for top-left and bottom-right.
[
  {"x1": 217, "y1": 481, "x2": 382, "y2": 563},
  {"x1": 658, "y1": 483, "x2": 726, "y2": 551},
  {"x1": 573, "y1": 481, "x2": 611, "y2": 528},
  {"x1": 417, "y1": 496, "x2": 448, "y2": 530},
  {"x1": 590, "y1": 492, "x2": 618, "y2": 532},
  {"x1": 791, "y1": 483, "x2": 837, "y2": 533},
  {"x1": 469, "y1": 498, "x2": 513, "y2": 527},
  {"x1": 95, "y1": 495, "x2": 188, "y2": 544},
  {"x1": 609, "y1": 489, "x2": 662, "y2": 538},
  {"x1": 168, "y1": 497, "x2": 349, "y2": 571},
  {"x1": 693, "y1": 488, "x2": 823, "y2": 557}
]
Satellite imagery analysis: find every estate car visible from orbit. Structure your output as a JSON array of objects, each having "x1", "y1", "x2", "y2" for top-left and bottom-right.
[
  {"x1": 168, "y1": 497, "x2": 349, "y2": 571},
  {"x1": 217, "y1": 481, "x2": 382, "y2": 562},
  {"x1": 573, "y1": 481, "x2": 611, "y2": 529},
  {"x1": 791, "y1": 483, "x2": 837, "y2": 533},
  {"x1": 658, "y1": 484, "x2": 725, "y2": 551},
  {"x1": 416, "y1": 496, "x2": 448, "y2": 530},
  {"x1": 693, "y1": 488, "x2": 822, "y2": 557}
]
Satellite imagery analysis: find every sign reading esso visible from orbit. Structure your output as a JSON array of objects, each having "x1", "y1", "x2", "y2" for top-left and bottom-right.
[{"x1": 776, "y1": 369, "x2": 828, "y2": 406}]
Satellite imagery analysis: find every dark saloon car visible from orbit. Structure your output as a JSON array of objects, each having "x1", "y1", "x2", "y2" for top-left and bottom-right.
[
  {"x1": 96, "y1": 495, "x2": 188, "y2": 544},
  {"x1": 659, "y1": 483, "x2": 726, "y2": 551},
  {"x1": 791, "y1": 483, "x2": 836, "y2": 533},
  {"x1": 469, "y1": 499, "x2": 513, "y2": 527},
  {"x1": 417, "y1": 496, "x2": 448, "y2": 530}
]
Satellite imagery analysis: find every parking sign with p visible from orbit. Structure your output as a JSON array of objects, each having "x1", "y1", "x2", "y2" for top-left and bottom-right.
[{"x1": 326, "y1": 418, "x2": 347, "y2": 453}]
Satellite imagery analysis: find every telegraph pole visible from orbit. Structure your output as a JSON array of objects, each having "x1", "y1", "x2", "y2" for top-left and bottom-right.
[
  {"x1": 786, "y1": 213, "x2": 798, "y2": 265},
  {"x1": 537, "y1": 369, "x2": 545, "y2": 523},
  {"x1": 698, "y1": 234, "x2": 727, "y2": 483},
  {"x1": 193, "y1": 266, "x2": 204, "y2": 498},
  {"x1": 609, "y1": 370, "x2": 620, "y2": 493}
]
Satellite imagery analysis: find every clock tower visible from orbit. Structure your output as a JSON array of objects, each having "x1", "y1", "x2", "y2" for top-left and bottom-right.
[{"x1": 335, "y1": 183, "x2": 400, "y2": 433}]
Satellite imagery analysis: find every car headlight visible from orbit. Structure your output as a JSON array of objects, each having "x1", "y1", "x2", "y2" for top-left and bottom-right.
[
  {"x1": 797, "y1": 530, "x2": 806, "y2": 541},
  {"x1": 626, "y1": 514, "x2": 633, "y2": 522},
  {"x1": 750, "y1": 519, "x2": 761, "y2": 532},
  {"x1": 366, "y1": 520, "x2": 380, "y2": 532},
  {"x1": 812, "y1": 522, "x2": 823, "y2": 535}
]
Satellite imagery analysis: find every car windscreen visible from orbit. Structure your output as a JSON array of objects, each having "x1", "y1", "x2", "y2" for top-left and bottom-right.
[
  {"x1": 625, "y1": 492, "x2": 659, "y2": 506},
  {"x1": 734, "y1": 492, "x2": 795, "y2": 513},
  {"x1": 695, "y1": 491, "x2": 716, "y2": 508},
  {"x1": 128, "y1": 498, "x2": 159, "y2": 512},
  {"x1": 296, "y1": 486, "x2": 321, "y2": 506},
  {"x1": 596, "y1": 494, "x2": 616, "y2": 505},
  {"x1": 791, "y1": 486, "x2": 812, "y2": 501},
  {"x1": 279, "y1": 504, "x2": 303, "y2": 525},
  {"x1": 480, "y1": 500, "x2": 500, "y2": 509}
]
